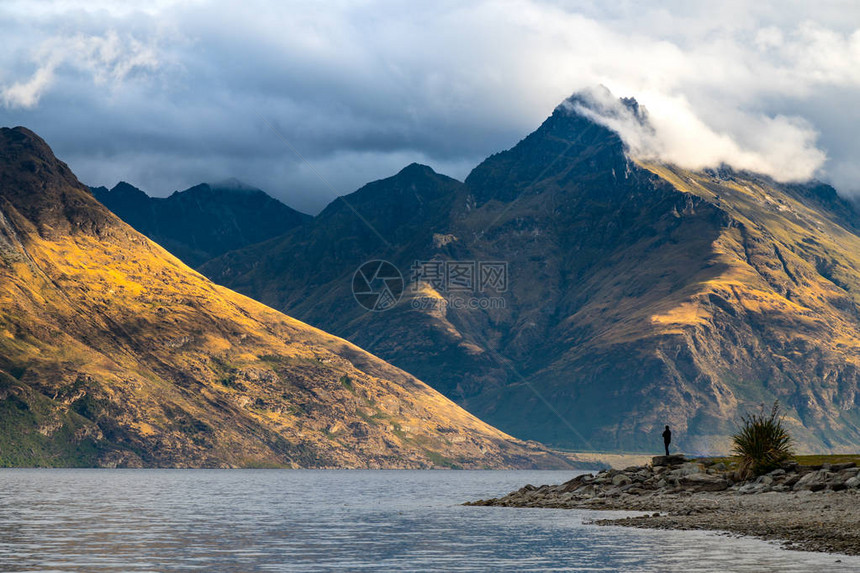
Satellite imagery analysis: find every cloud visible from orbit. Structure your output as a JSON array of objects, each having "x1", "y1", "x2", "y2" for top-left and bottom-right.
[
  {"x1": 1, "y1": 59, "x2": 58, "y2": 109},
  {"x1": 568, "y1": 86, "x2": 826, "y2": 182},
  {"x1": 1, "y1": 31, "x2": 159, "y2": 109},
  {"x1": 1, "y1": 0, "x2": 860, "y2": 211}
]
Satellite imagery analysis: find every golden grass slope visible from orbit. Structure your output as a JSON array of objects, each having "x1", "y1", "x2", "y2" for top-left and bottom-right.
[{"x1": 0, "y1": 126, "x2": 573, "y2": 468}]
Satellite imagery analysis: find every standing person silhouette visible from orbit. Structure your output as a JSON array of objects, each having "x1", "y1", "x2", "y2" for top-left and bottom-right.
[{"x1": 662, "y1": 425, "x2": 671, "y2": 456}]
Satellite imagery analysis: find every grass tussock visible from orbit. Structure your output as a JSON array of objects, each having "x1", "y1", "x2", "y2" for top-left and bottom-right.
[{"x1": 732, "y1": 400, "x2": 794, "y2": 478}]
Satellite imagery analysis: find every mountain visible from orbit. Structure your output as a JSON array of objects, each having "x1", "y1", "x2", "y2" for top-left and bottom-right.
[
  {"x1": 90, "y1": 179, "x2": 310, "y2": 267},
  {"x1": 0, "y1": 125, "x2": 577, "y2": 469},
  {"x1": 202, "y1": 93, "x2": 860, "y2": 454}
]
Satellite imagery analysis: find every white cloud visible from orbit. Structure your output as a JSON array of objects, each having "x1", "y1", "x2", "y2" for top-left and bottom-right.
[
  {"x1": 2, "y1": 0, "x2": 860, "y2": 203},
  {"x1": 568, "y1": 87, "x2": 826, "y2": 182},
  {"x1": 1, "y1": 58, "x2": 59, "y2": 109},
  {"x1": 1, "y1": 31, "x2": 159, "y2": 109}
]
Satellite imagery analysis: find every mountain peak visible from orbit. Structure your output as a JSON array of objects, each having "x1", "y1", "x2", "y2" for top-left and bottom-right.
[
  {"x1": 558, "y1": 86, "x2": 649, "y2": 126},
  {"x1": 94, "y1": 177, "x2": 310, "y2": 266},
  {"x1": 109, "y1": 181, "x2": 150, "y2": 198},
  {"x1": 208, "y1": 177, "x2": 262, "y2": 193},
  {"x1": 0, "y1": 125, "x2": 115, "y2": 237},
  {"x1": 396, "y1": 163, "x2": 437, "y2": 178},
  {"x1": 1, "y1": 126, "x2": 52, "y2": 155},
  {"x1": 0, "y1": 126, "x2": 67, "y2": 175},
  {"x1": 465, "y1": 88, "x2": 633, "y2": 204}
]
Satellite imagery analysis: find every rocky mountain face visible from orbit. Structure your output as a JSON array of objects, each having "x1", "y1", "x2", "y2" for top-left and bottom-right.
[
  {"x1": 0, "y1": 126, "x2": 576, "y2": 468},
  {"x1": 202, "y1": 95, "x2": 860, "y2": 455},
  {"x1": 91, "y1": 179, "x2": 309, "y2": 267}
]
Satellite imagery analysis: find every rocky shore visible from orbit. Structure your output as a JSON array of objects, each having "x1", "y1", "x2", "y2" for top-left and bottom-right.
[{"x1": 467, "y1": 455, "x2": 860, "y2": 555}]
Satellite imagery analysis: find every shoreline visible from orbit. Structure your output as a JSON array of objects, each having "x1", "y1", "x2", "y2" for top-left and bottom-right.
[{"x1": 466, "y1": 455, "x2": 860, "y2": 556}]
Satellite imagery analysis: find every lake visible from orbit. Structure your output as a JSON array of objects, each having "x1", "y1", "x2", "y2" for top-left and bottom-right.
[{"x1": 0, "y1": 469, "x2": 856, "y2": 572}]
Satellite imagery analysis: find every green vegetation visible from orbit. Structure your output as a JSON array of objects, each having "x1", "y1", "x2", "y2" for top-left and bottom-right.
[
  {"x1": 0, "y1": 375, "x2": 105, "y2": 467},
  {"x1": 421, "y1": 448, "x2": 462, "y2": 469},
  {"x1": 732, "y1": 401, "x2": 794, "y2": 478},
  {"x1": 792, "y1": 454, "x2": 860, "y2": 466}
]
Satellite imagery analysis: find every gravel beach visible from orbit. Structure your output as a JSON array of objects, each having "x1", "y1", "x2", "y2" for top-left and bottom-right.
[{"x1": 467, "y1": 455, "x2": 860, "y2": 555}]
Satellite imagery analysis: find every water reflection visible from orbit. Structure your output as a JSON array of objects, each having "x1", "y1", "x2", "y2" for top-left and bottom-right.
[{"x1": 0, "y1": 469, "x2": 856, "y2": 572}]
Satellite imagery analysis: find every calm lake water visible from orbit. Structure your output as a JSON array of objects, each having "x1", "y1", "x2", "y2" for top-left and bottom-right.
[{"x1": 0, "y1": 469, "x2": 857, "y2": 572}]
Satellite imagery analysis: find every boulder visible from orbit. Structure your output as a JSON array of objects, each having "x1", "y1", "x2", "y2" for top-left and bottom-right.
[
  {"x1": 845, "y1": 476, "x2": 860, "y2": 489},
  {"x1": 652, "y1": 454, "x2": 687, "y2": 467},
  {"x1": 828, "y1": 477, "x2": 847, "y2": 491},
  {"x1": 830, "y1": 462, "x2": 857, "y2": 472},
  {"x1": 677, "y1": 462, "x2": 703, "y2": 476},
  {"x1": 793, "y1": 470, "x2": 830, "y2": 492},
  {"x1": 738, "y1": 483, "x2": 766, "y2": 494},
  {"x1": 781, "y1": 460, "x2": 800, "y2": 472},
  {"x1": 680, "y1": 474, "x2": 730, "y2": 492},
  {"x1": 612, "y1": 474, "x2": 633, "y2": 487}
]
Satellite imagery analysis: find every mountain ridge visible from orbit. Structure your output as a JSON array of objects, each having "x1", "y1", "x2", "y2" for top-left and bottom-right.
[
  {"x1": 201, "y1": 94, "x2": 860, "y2": 454},
  {"x1": 0, "y1": 125, "x2": 575, "y2": 469},
  {"x1": 91, "y1": 179, "x2": 310, "y2": 267}
]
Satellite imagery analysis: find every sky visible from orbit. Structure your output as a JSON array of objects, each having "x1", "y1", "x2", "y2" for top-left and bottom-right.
[{"x1": 2, "y1": 1, "x2": 860, "y2": 214}]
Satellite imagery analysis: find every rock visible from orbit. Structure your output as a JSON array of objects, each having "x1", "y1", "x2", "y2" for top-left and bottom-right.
[
  {"x1": 612, "y1": 474, "x2": 633, "y2": 486},
  {"x1": 738, "y1": 483, "x2": 764, "y2": 494},
  {"x1": 793, "y1": 470, "x2": 830, "y2": 492},
  {"x1": 845, "y1": 476, "x2": 860, "y2": 489},
  {"x1": 755, "y1": 475, "x2": 774, "y2": 486},
  {"x1": 830, "y1": 462, "x2": 856, "y2": 472},
  {"x1": 781, "y1": 460, "x2": 800, "y2": 472},
  {"x1": 652, "y1": 454, "x2": 687, "y2": 467},
  {"x1": 828, "y1": 479, "x2": 847, "y2": 492},
  {"x1": 678, "y1": 462, "x2": 703, "y2": 476},
  {"x1": 680, "y1": 474, "x2": 730, "y2": 492},
  {"x1": 767, "y1": 468, "x2": 786, "y2": 477},
  {"x1": 578, "y1": 485, "x2": 596, "y2": 496},
  {"x1": 712, "y1": 462, "x2": 727, "y2": 472}
]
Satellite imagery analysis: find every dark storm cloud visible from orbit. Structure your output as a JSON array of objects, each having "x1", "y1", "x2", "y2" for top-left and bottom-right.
[{"x1": 2, "y1": 1, "x2": 860, "y2": 213}]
